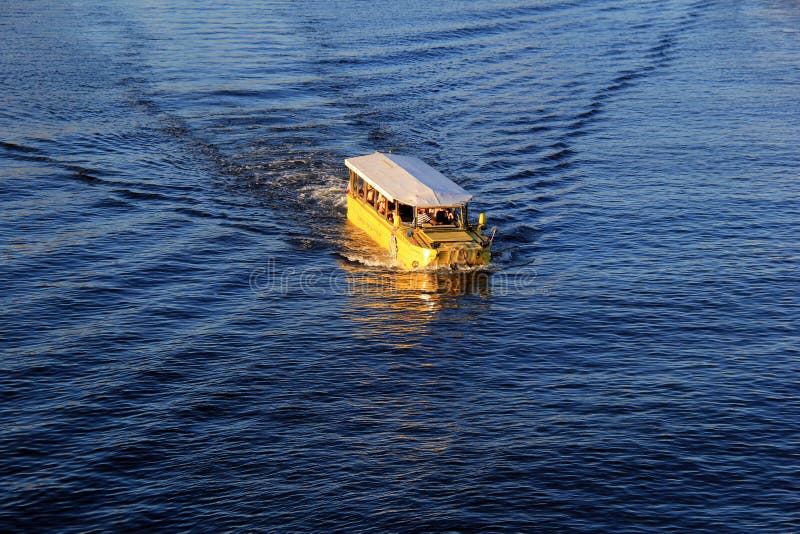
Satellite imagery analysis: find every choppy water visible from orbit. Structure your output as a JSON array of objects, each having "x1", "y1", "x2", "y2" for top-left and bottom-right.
[{"x1": 2, "y1": 0, "x2": 799, "y2": 531}]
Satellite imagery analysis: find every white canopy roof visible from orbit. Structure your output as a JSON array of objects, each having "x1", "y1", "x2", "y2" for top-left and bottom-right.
[{"x1": 345, "y1": 152, "x2": 472, "y2": 207}]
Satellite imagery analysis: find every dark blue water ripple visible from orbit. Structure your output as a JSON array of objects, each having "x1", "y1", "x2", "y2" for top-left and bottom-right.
[{"x1": 2, "y1": 0, "x2": 799, "y2": 531}]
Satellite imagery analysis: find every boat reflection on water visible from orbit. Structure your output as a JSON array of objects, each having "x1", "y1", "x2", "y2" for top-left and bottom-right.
[
  {"x1": 334, "y1": 233, "x2": 493, "y2": 463},
  {"x1": 338, "y1": 259, "x2": 491, "y2": 296},
  {"x1": 337, "y1": 259, "x2": 491, "y2": 350},
  {"x1": 337, "y1": 221, "x2": 493, "y2": 348}
]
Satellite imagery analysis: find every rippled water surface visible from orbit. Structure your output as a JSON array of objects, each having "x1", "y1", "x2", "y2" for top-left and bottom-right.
[{"x1": 2, "y1": 0, "x2": 799, "y2": 531}]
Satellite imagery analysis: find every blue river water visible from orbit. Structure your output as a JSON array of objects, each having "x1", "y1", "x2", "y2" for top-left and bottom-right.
[{"x1": 1, "y1": 0, "x2": 799, "y2": 531}]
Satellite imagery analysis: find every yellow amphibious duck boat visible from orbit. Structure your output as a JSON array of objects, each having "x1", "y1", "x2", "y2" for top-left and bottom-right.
[{"x1": 345, "y1": 152, "x2": 495, "y2": 270}]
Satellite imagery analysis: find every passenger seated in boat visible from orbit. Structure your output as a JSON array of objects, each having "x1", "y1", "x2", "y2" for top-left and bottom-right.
[
  {"x1": 377, "y1": 195, "x2": 387, "y2": 215},
  {"x1": 435, "y1": 208, "x2": 454, "y2": 225},
  {"x1": 417, "y1": 208, "x2": 432, "y2": 225},
  {"x1": 366, "y1": 187, "x2": 375, "y2": 204}
]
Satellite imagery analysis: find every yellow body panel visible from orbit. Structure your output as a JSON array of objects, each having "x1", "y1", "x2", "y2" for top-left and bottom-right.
[{"x1": 346, "y1": 194, "x2": 491, "y2": 270}]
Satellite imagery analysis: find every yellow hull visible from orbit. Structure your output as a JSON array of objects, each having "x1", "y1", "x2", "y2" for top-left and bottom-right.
[{"x1": 346, "y1": 195, "x2": 491, "y2": 270}]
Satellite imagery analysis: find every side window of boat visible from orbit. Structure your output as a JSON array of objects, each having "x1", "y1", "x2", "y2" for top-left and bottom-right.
[{"x1": 398, "y1": 203, "x2": 414, "y2": 224}]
